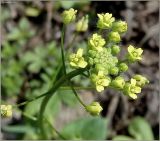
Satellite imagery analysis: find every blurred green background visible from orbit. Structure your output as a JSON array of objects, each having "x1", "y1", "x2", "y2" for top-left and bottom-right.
[{"x1": 1, "y1": 1, "x2": 159, "y2": 140}]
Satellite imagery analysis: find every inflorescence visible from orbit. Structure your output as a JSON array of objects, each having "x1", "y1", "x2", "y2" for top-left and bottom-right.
[
  {"x1": 0, "y1": 8, "x2": 149, "y2": 118},
  {"x1": 63, "y1": 8, "x2": 149, "y2": 116}
]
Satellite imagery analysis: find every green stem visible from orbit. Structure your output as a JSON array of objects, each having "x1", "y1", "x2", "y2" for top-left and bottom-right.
[
  {"x1": 38, "y1": 68, "x2": 86, "y2": 139},
  {"x1": 60, "y1": 25, "x2": 67, "y2": 75},
  {"x1": 60, "y1": 86, "x2": 94, "y2": 90},
  {"x1": 71, "y1": 85, "x2": 86, "y2": 108},
  {"x1": 21, "y1": 111, "x2": 66, "y2": 139}
]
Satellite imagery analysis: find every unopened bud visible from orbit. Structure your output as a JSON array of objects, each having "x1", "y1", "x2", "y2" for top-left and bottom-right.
[
  {"x1": 108, "y1": 31, "x2": 121, "y2": 43},
  {"x1": 112, "y1": 21, "x2": 127, "y2": 33},
  {"x1": 86, "y1": 102, "x2": 103, "y2": 116},
  {"x1": 62, "y1": 8, "x2": 77, "y2": 24},
  {"x1": 119, "y1": 63, "x2": 128, "y2": 72},
  {"x1": 76, "y1": 15, "x2": 88, "y2": 32},
  {"x1": 111, "y1": 45, "x2": 120, "y2": 55},
  {"x1": 111, "y1": 76, "x2": 125, "y2": 89}
]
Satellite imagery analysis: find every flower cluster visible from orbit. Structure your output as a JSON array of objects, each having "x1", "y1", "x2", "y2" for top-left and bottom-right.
[
  {"x1": 0, "y1": 105, "x2": 12, "y2": 117},
  {"x1": 62, "y1": 9, "x2": 149, "y2": 116}
]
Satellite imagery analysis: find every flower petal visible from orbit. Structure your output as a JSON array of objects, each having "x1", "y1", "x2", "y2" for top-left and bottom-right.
[
  {"x1": 96, "y1": 85, "x2": 104, "y2": 92},
  {"x1": 131, "y1": 78, "x2": 136, "y2": 86},
  {"x1": 129, "y1": 93, "x2": 137, "y2": 99},
  {"x1": 128, "y1": 45, "x2": 134, "y2": 53},
  {"x1": 77, "y1": 48, "x2": 83, "y2": 57},
  {"x1": 134, "y1": 86, "x2": 141, "y2": 93},
  {"x1": 102, "y1": 79, "x2": 110, "y2": 86},
  {"x1": 137, "y1": 48, "x2": 143, "y2": 55},
  {"x1": 78, "y1": 60, "x2": 87, "y2": 68},
  {"x1": 70, "y1": 62, "x2": 77, "y2": 67},
  {"x1": 98, "y1": 71, "x2": 104, "y2": 77}
]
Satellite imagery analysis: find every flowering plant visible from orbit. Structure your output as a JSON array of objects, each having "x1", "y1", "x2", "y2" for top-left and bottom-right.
[{"x1": 1, "y1": 8, "x2": 149, "y2": 139}]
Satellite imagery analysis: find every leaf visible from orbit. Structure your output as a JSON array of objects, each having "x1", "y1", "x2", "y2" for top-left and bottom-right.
[
  {"x1": 58, "y1": 90, "x2": 78, "y2": 107},
  {"x1": 59, "y1": 1, "x2": 77, "y2": 9},
  {"x1": 7, "y1": 28, "x2": 21, "y2": 40},
  {"x1": 113, "y1": 135, "x2": 134, "y2": 140},
  {"x1": 45, "y1": 93, "x2": 61, "y2": 123},
  {"x1": 25, "y1": 7, "x2": 40, "y2": 17},
  {"x1": 19, "y1": 17, "x2": 30, "y2": 31},
  {"x1": 24, "y1": 92, "x2": 60, "y2": 120},
  {"x1": 61, "y1": 116, "x2": 108, "y2": 140},
  {"x1": 128, "y1": 116, "x2": 154, "y2": 140},
  {"x1": 2, "y1": 125, "x2": 32, "y2": 133}
]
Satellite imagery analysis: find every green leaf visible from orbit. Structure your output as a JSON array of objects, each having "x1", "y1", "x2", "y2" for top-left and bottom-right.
[
  {"x1": 61, "y1": 116, "x2": 108, "y2": 140},
  {"x1": 25, "y1": 7, "x2": 40, "y2": 17},
  {"x1": 58, "y1": 90, "x2": 78, "y2": 107},
  {"x1": 59, "y1": 1, "x2": 77, "y2": 9},
  {"x1": 2, "y1": 125, "x2": 32, "y2": 133},
  {"x1": 45, "y1": 93, "x2": 61, "y2": 123},
  {"x1": 19, "y1": 17, "x2": 30, "y2": 31},
  {"x1": 7, "y1": 28, "x2": 21, "y2": 40},
  {"x1": 128, "y1": 116, "x2": 154, "y2": 140},
  {"x1": 113, "y1": 135, "x2": 134, "y2": 140}
]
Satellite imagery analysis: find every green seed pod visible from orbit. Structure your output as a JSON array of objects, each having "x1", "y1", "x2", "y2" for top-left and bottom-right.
[
  {"x1": 111, "y1": 45, "x2": 120, "y2": 55},
  {"x1": 119, "y1": 63, "x2": 128, "y2": 72}
]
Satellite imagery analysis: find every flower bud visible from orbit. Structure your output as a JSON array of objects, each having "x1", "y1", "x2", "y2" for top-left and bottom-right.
[
  {"x1": 111, "y1": 76, "x2": 125, "y2": 89},
  {"x1": 62, "y1": 8, "x2": 77, "y2": 24},
  {"x1": 86, "y1": 102, "x2": 103, "y2": 116},
  {"x1": 1, "y1": 105, "x2": 12, "y2": 117},
  {"x1": 108, "y1": 31, "x2": 121, "y2": 43},
  {"x1": 111, "y1": 45, "x2": 120, "y2": 55},
  {"x1": 76, "y1": 15, "x2": 88, "y2": 32},
  {"x1": 112, "y1": 21, "x2": 127, "y2": 33},
  {"x1": 133, "y1": 75, "x2": 149, "y2": 87},
  {"x1": 109, "y1": 67, "x2": 119, "y2": 75},
  {"x1": 97, "y1": 13, "x2": 115, "y2": 29},
  {"x1": 119, "y1": 63, "x2": 128, "y2": 72}
]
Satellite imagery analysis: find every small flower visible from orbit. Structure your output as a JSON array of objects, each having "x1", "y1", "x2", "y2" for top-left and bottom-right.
[
  {"x1": 111, "y1": 76, "x2": 125, "y2": 89},
  {"x1": 88, "y1": 33, "x2": 106, "y2": 51},
  {"x1": 112, "y1": 21, "x2": 128, "y2": 33},
  {"x1": 62, "y1": 8, "x2": 77, "y2": 24},
  {"x1": 123, "y1": 78, "x2": 141, "y2": 99},
  {"x1": 91, "y1": 71, "x2": 111, "y2": 92},
  {"x1": 118, "y1": 63, "x2": 128, "y2": 72},
  {"x1": 133, "y1": 75, "x2": 149, "y2": 87},
  {"x1": 108, "y1": 31, "x2": 121, "y2": 43},
  {"x1": 1, "y1": 105, "x2": 12, "y2": 117},
  {"x1": 111, "y1": 45, "x2": 120, "y2": 55},
  {"x1": 69, "y1": 48, "x2": 87, "y2": 68},
  {"x1": 86, "y1": 102, "x2": 103, "y2": 116},
  {"x1": 126, "y1": 45, "x2": 143, "y2": 62},
  {"x1": 76, "y1": 15, "x2": 88, "y2": 32},
  {"x1": 97, "y1": 13, "x2": 115, "y2": 29}
]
